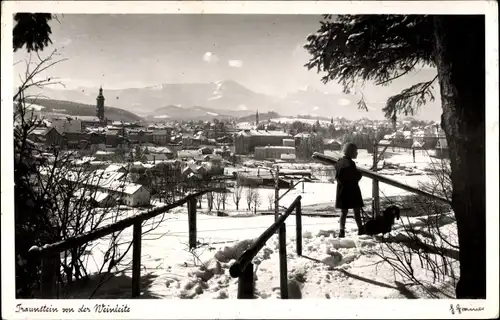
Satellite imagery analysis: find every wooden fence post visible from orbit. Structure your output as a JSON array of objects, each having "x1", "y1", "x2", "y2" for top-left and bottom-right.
[
  {"x1": 278, "y1": 223, "x2": 289, "y2": 299},
  {"x1": 132, "y1": 221, "x2": 142, "y2": 298},
  {"x1": 372, "y1": 143, "x2": 380, "y2": 218},
  {"x1": 274, "y1": 166, "x2": 280, "y2": 223},
  {"x1": 40, "y1": 254, "x2": 59, "y2": 298},
  {"x1": 295, "y1": 200, "x2": 302, "y2": 256},
  {"x1": 188, "y1": 197, "x2": 197, "y2": 250},
  {"x1": 237, "y1": 262, "x2": 254, "y2": 299}
]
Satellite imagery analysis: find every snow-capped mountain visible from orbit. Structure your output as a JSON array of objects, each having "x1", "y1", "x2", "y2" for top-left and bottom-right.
[{"x1": 27, "y1": 79, "x2": 441, "y2": 121}]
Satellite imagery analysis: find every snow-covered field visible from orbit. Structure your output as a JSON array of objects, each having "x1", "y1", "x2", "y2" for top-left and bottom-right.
[{"x1": 60, "y1": 149, "x2": 457, "y2": 299}]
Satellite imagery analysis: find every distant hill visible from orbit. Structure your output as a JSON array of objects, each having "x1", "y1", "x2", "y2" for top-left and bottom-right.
[
  {"x1": 34, "y1": 80, "x2": 284, "y2": 117},
  {"x1": 237, "y1": 111, "x2": 281, "y2": 123},
  {"x1": 25, "y1": 99, "x2": 142, "y2": 122},
  {"x1": 146, "y1": 104, "x2": 254, "y2": 121},
  {"x1": 30, "y1": 76, "x2": 442, "y2": 121}
]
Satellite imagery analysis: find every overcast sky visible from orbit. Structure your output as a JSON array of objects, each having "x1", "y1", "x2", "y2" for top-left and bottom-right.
[{"x1": 13, "y1": 14, "x2": 441, "y2": 118}]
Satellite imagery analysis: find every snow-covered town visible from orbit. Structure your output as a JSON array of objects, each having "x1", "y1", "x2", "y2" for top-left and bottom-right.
[
  {"x1": 5, "y1": 8, "x2": 496, "y2": 320},
  {"x1": 17, "y1": 84, "x2": 457, "y2": 300}
]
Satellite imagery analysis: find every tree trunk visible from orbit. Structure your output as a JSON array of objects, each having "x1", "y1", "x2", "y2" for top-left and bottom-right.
[{"x1": 433, "y1": 15, "x2": 486, "y2": 299}]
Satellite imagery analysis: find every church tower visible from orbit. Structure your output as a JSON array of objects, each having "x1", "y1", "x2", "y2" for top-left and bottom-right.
[
  {"x1": 255, "y1": 110, "x2": 259, "y2": 125},
  {"x1": 96, "y1": 86, "x2": 105, "y2": 122}
]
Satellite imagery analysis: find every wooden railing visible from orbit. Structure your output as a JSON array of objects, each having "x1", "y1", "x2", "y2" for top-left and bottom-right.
[
  {"x1": 28, "y1": 190, "x2": 213, "y2": 299},
  {"x1": 312, "y1": 152, "x2": 451, "y2": 217},
  {"x1": 229, "y1": 196, "x2": 302, "y2": 299}
]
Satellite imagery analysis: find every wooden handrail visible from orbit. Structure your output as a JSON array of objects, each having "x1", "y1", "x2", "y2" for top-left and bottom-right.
[
  {"x1": 312, "y1": 152, "x2": 451, "y2": 204},
  {"x1": 229, "y1": 195, "x2": 302, "y2": 278},
  {"x1": 28, "y1": 190, "x2": 212, "y2": 257}
]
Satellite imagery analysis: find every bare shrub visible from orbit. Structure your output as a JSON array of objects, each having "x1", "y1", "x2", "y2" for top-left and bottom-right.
[
  {"x1": 373, "y1": 154, "x2": 457, "y2": 298},
  {"x1": 245, "y1": 186, "x2": 256, "y2": 211},
  {"x1": 251, "y1": 191, "x2": 262, "y2": 215},
  {"x1": 14, "y1": 51, "x2": 170, "y2": 298},
  {"x1": 232, "y1": 178, "x2": 243, "y2": 210},
  {"x1": 268, "y1": 193, "x2": 275, "y2": 210}
]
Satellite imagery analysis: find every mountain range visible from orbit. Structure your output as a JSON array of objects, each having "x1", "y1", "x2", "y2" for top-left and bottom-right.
[{"x1": 27, "y1": 80, "x2": 442, "y2": 121}]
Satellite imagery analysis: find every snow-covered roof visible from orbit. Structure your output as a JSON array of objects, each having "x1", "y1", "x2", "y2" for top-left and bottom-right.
[
  {"x1": 95, "y1": 151, "x2": 114, "y2": 155},
  {"x1": 146, "y1": 146, "x2": 173, "y2": 154},
  {"x1": 29, "y1": 128, "x2": 51, "y2": 136},
  {"x1": 411, "y1": 141, "x2": 424, "y2": 148},
  {"x1": 294, "y1": 133, "x2": 311, "y2": 138},
  {"x1": 73, "y1": 156, "x2": 96, "y2": 166},
  {"x1": 104, "y1": 164, "x2": 127, "y2": 172},
  {"x1": 76, "y1": 116, "x2": 100, "y2": 122},
  {"x1": 107, "y1": 181, "x2": 145, "y2": 195},
  {"x1": 378, "y1": 139, "x2": 392, "y2": 146},
  {"x1": 255, "y1": 146, "x2": 295, "y2": 150},
  {"x1": 237, "y1": 129, "x2": 291, "y2": 137},
  {"x1": 281, "y1": 154, "x2": 297, "y2": 160},
  {"x1": 75, "y1": 189, "x2": 111, "y2": 203}
]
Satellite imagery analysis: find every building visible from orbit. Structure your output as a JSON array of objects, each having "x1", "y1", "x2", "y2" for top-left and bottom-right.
[
  {"x1": 77, "y1": 116, "x2": 103, "y2": 128},
  {"x1": 152, "y1": 129, "x2": 170, "y2": 146},
  {"x1": 75, "y1": 189, "x2": 117, "y2": 208},
  {"x1": 95, "y1": 150, "x2": 115, "y2": 161},
  {"x1": 96, "y1": 86, "x2": 105, "y2": 122},
  {"x1": 63, "y1": 132, "x2": 90, "y2": 149},
  {"x1": 254, "y1": 146, "x2": 296, "y2": 160},
  {"x1": 107, "y1": 182, "x2": 150, "y2": 207},
  {"x1": 234, "y1": 129, "x2": 292, "y2": 155},
  {"x1": 282, "y1": 139, "x2": 295, "y2": 147},
  {"x1": 435, "y1": 128, "x2": 449, "y2": 158},
  {"x1": 51, "y1": 117, "x2": 82, "y2": 133},
  {"x1": 182, "y1": 135, "x2": 203, "y2": 147},
  {"x1": 323, "y1": 139, "x2": 342, "y2": 151},
  {"x1": 28, "y1": 127, "x2": 63, "y2": 146},
  {"x1": 128, "y1": 129, "x2": 153, "y2": 144},
  {"x1": 105, "y1": 130, "x2": 120, "y2": 147}
]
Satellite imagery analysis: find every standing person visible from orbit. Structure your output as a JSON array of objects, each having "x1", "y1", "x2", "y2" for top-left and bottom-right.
[{"x1": 335, "y1": 143, "x2": 364, "y2": 238}]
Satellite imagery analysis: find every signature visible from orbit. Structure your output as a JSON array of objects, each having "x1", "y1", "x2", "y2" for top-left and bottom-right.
[{"x1": 449, "y1": 304, "x2": 485, "y2": 315}]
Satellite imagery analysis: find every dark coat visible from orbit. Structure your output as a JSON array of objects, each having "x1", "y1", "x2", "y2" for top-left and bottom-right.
[{"x1": 335, "y1": 156, "x2": 364, "y2": 209}]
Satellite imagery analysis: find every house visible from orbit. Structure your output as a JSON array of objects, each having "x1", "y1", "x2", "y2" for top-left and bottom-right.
[
  {"x1": 254, "y1": 146, "x2": 296, "y2": 160},
  {"x1": 107, "y1": 181, "x2": 150, "y2": 207},
  {"x1": 105, "y1": 130, "x2": 120, "y2": 147},
  {"x1": 128, "y1": 129, "x2": 153, "y2": 144},
  {"x1": 234, "y1": 129, "x2": 292, "y2": 155},
  {"x1": 178, "y1": 149, "x2": 200, "y2": 160},
  {"x1": 282, "y1": 139, "x2": 295, "y2": 147},
  {"x1": 146, "y1": 153, "x2": 170, "y2": 162},
  {"x1": 435, "y1": 129, "x2": 449, "y2": 158},
  {"x1": 104, "y1": 164, "x2": 128, "y2": 173},
  {"x1": 77, "y1": 116, "x2": 103, "y2": 128},
  {"x1": 88, "y1": 132, "x2": 106, "y2": 145},
  {"x1": 294, "y1": 133, "x2": 312, "y2": 145},
  {"x1": 75, "y1": 189, "x2": 117, "y2": 208},
  {"x1": 152, "y1": 129, "x2": 170, "y2": 146},
  {"x1": 199, "y1": 146, "x2": 214, "y2": 155},
  {"x1": 28, "y1": 127, "x2": 63, "y2": 146},
  {"x1": 281, "y1": 153, "x2": 297, "y2": 161},
  {"x1": 323, "y1": 139, "x2": 342, "y2": 151},
  {"x1": 182, "y1": 135, "x2": 203, "y2": 147},
  {"x1": 51, "y1": 117, "x2": 82, "y2": 133},
  {"x1": 95, "y1": 150, "x2": 115, "y2": 161},
  {"x1": 145, "y1": 146, "x2": 175, "y2": 159}
]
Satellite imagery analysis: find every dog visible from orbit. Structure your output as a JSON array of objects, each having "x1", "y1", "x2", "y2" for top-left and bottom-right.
[{"x1": 358, "y1": 205, "x2": 401, "y2": 236}]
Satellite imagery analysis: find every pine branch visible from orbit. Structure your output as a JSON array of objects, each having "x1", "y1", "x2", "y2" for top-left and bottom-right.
[{"x1": 382, "y1": 75, "x2": 438, "y2": 121}]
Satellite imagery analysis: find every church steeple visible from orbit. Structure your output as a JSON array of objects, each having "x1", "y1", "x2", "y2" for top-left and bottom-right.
[
  {"x1": 96, "y1": 86, "x2": 105, "y2": 122},
  {"x1": 256, "y1": 110, "x2": 259, "y2": 125}
]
